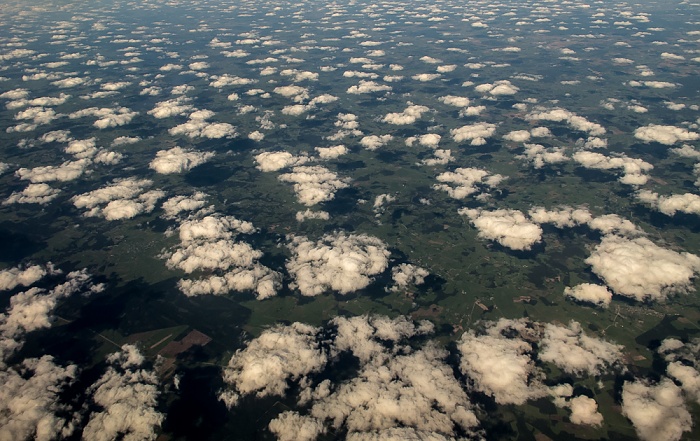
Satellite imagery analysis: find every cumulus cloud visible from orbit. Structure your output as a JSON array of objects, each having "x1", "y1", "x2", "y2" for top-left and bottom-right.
[
  {"x1": 169, "y1": 110, "x2": 237, "y2": 139},
  {"x1": 406, "y1": 133, "x2": 441, "y2": 149},
  {"x1": 296, "y1": 210, "x2": 330, "y2": 222},
  {"x1": 68, "y1": 106, "x2": 137, "y2": 129},
  {"x1": 286, "y1": 232, "x2": 390, "y2": 296},
  {"x1": 359, "y1": 134, "x2": 393, "y2": 150},
  {"x1": 4, "y1": 183, "x2": 61, "y2": 205},
  {"x1": 72, "y1": 177, "x2": 165, "y2": 220},
  {"x1": 308, "y1": 344, "x2": 479, "y2": 439},
  {"x1": 517, "y1": 143, "x2": 568, "y2": 169},
  {"x1": 314, "y1": 145, "x2": 348, "y2": 160},
  {"x1": 459, "y1": 208, "x2": 542, "y2": 251},
  {"x1": 161, "y1": 192, "x2": 210, "y2": 219},
  {"x1": 528, "y1": 206, "x2": 592, "y2": 228},
  {"x1": 658, "y1": 338, "x2": 700, "y2": 404},
  {"x1": 526, "y1": 108, "x2": 605, "y2": 136},
  {"x1": 162, "y1": 214, "x2": 280, "y2": 299},
  {"x1": 278, "y1": 166, "x2": 350, "y2": 206},
  {"x1": 220, "y1": 322, "x2": 327, "y2": 406},
  {"x1": 381, "y1": 104, "x2": 429, "y2": 125},
  {"x1": 538, "y1": 321, "x2": 622, "y2": 375},
  {"x1": 636, "y1": 190, "x2": 700, "y2": 217},
  {"x1": 82, "y1": 345, "x2": 164, "y2": 441},
  {"x1": 223, "y1": 315, "x2": 477, "y2": 440},
  {"x1": 147, "y1": 97, "x2": 194, "y2": 119},
  {"x1": 0, "y1": 356, "x2": 78, "y2": 440},
  {"x1": 458, "y1": 319, "x2": 545, "y2": 404},
  {"x1": 433, "y1": 167, "x2": 504, "y2": 200},
  {"x1": 347, "y1": 80, "x2": 391, "y2": 95},
  {"x1": 573, "y1": 151, "x2": 653, "y2": 186},
  {"x1": 634, "y1": 124, "x2": 699, "y2": 145},
  {"x1": 450, "y1": 123, "x2": 497, "y2": 145},
  {"x1": 149, "y1": 147, "x2": 214, "y2": 174},
  {"x1": 389, "y1": 264, "x2": 429, "y2": 292},
  {"x1": 474, "y1": 80, "x2": 519, "y2": 96},
  {"x1": 585, "y1": 235, "x2": 700, "y2": 301},
  {"x1": 15, "y1": 159, "x2": 90, "y2": 183},
  {"x1": 255, "y1": 151, "x2": 309, "y2": 172},
  {"x1": 65, "y1": 138, "x2": 98, "y2": 159},
  {"x1": 438, "y1": 95, "x2": 470, "y2": 107},
  {"x1": 0, "y1": 263, "x2": 60, "y2": 291},
  {"x1": 0, "y1": 269, "x2": 102, "y2": 362},
  {"x1": 564, "y1": 283, "x2": 613, "y2": 307},
  {"x1": 622, "y1": 378, "x2": 692, "y2": 441},
  {"x1": 568, "y1": 395, "x2": 604, "y2": 426}
]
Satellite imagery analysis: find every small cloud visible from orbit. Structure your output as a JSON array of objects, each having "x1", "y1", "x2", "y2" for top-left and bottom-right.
[{"x1": 459, "y1": 208, "x2": 542, "y2": 251}]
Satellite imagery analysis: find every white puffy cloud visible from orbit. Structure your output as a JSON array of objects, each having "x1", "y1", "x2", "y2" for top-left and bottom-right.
[
  {"x1": 670, "y1": 144, "x2": 700, "y2": 159},
  {"x1": 269, "y1": 412, "x2": 326, "y2": 441},
  {"x1": 658, "y1": 338, "x2": 700, "y2": 404},
  {"x1": 568, "y1": 396, "x2": 604, "y2": 427},
  {"x1": 381, "y1": 105, "x2": 429, "y2": 125},
  {"x1": 411, "y1": 73, "x2": 441, "y2": 82},
  {"x1": 627, "y1": 80, "x2": 677, "y2": 89},
  {"x1": 409, "y1": 133, "x2": 441, "y2": 148},
  {"x1": 161, "y1": 192, "x2": 210, "y2": 219},
  {"x1": 0, "y1": 263, "x2": 60, "y2": 292},
  {"x1": 389, "y1": 264, "x2": 429, "y2": 292},
  {"x1": 433, "y1": 167, "x2": 505, "y2": 200},
  {"x1": 147, "y1": 97, "x2": 194, "y2": 119},
  {"x1": 564, "y1": 283, "x2": 612, "y2": 307},
  {"x1": 169, "y1": 111, "x2": 237, "y2": 139},
  {"x1": 459, "y1": 208, "x2": 542, "y2": 251},
  {"x1": 278, "y1": 166, "x2": 350, "y2": 206},
  {"x1": 220, "y1": 322, "x2": 326, "y2": 405},
  {"x1": 573, "y1": 151, "x2": 653, "y2": 186},
  {"x1": 585, "y1": 235, "x2": 700, "y2": 301},
  {"x1": 296, "y1": 210, "x2": 330, "y2": 222},
  {"x1": 526, "y1": 108, "x2": 605, "y2": 136},
  {"x1": 475, "y1": 80, "x2": 519, "y2": 96},
  {"x1": 458, "y1": 319, "x2": 545, "y2": 404},
  {"x1": 359, "y1": 134, "x2": 393, "y2": 150},
  {"x1": 587, "y1": 214, "x2": 641, "y2": 237},
  {"x1": 72, "y1": 177, "x2": 165, "y2": 220},
  {"x1": 65, "y1": 138, "x2": 98, "y2": 159},
  {"x1": 82, "y1": 345, "x2": 164, "y2": 441},
  {"x1": 51, "y1": 77, "x2": 86, "y2": 88},
  {"x1": 637, "y1": 190, "x2": 700, "y2": 216},
  {"x1": 528, "y1": 206, "x2": 592, "y2": 228},
  {"x1": 517, "y1": 143, "x2": 568, "y2": 169},
  {"x1": 255, "y1": 151, "x2": 309, "y2": 172},
  {"x1": 347, "y1": 80, "x2": 391, "y2": 95},
  {"x1": 420, "y1": 149, "x2": 454, "y2": 166},
  {"x1": 149, "y1": 147, "x2": 214, "y2": 174},
  {"x1": 0, "y1": 269, "x2": 102, "y2": 362},
  {"x1": 209, "y1": 74, "x2": 256, "y2": 88},
  {"x1": 162, "y1": 214, "x2": 280, "y2": 300},
  {"x1": 68, "y1": 106, "x2": 137, "y2": 129},
  {"x1": 39, "y1": 130, "x2": 73, "y2": 144},
  {"x1": 286, "y1": 232, "x2": 390, "y2": 296},
  {"x1": 308, "y1": 344, "x2": 479, "y2": 439},
  {"x1": 315, "y1": 145, "x2": 348, "y2": 160},
  {"x1": 4, "y1": 183, "x2": 61, "y2": 205},
  {"x1": 273, "y1": 85, "x2": 309, "y2": 102},
  {"x1": 450, "y1": 123, "x2": 496, "y2": 145},
  {"x1": 0, "y1": 356, "x2": 78, "y2": 440},
  {"x1": 15, "y1": 159, "x2": 90, "y2": 183},
  {"x1": 438, "y1": 95, "x2": 470, "y2": 107},
  {"x1": 538, "y1": 321, "x2": 622, "y2": 375},
  {"x1": 634, "y1": 124, "x2": 699, "y2": 145},
  {"x1": 224, "y1": 315, "x2": 477, "y2": 440},
  {"x1": 622, "y1": 378, "x2": 692, "y2": 441},
  {"x1": 502, "y1": 130, "x2": 531, "y2": 142}
]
